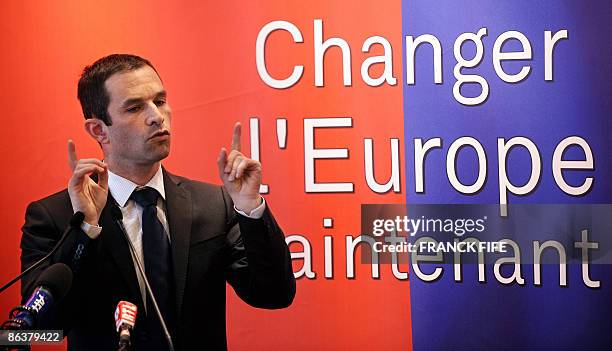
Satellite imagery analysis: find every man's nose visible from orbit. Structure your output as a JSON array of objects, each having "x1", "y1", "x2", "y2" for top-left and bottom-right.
[{"x1": 146, "y1": 102, "x2": 165, "y2": 125}]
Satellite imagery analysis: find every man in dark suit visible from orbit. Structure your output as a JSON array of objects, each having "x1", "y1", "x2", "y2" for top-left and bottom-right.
[{"x1": 20, "y1": 54, "x2": 296, "y2": 351}]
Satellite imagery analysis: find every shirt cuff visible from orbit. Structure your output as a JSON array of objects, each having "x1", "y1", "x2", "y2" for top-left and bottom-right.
[
  {"x1": 234, "y1": 197, "x2": 266, "y2": 219},
  {"x1": 80, "y1": 221, "x2": 102, "y2": 239}
]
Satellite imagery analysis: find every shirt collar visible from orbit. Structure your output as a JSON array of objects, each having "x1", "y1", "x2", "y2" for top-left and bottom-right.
[{"x1": 108, "y1": 165, "x2": 166, "y2": 207}]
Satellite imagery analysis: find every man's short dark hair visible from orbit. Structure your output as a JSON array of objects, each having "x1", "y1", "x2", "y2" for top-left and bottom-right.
[{"x1": 77, "y1": 54, "x2": 157, "y2": 126}]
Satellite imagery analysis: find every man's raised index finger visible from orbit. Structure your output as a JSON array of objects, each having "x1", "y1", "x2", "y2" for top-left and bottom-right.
[
  {"x1": 231, "y1": 122, "x2": 242, "y2": 151},
  {"x1": 67, "y1": 139, "x2": 78, "y2": 171}
]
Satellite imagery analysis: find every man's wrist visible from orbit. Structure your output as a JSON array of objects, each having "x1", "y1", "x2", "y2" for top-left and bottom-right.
[
  {"x1": 234, "y1": 196, "x2": 263, "y2": 214},
  {"x1": 234, "y1": 197, "x2": 266, "y2": 219},
  {"x1": 84, "y1": 217, "x2": 98, "y2": 227},
  {"x1": 80, "y1": 220, "x2": 102, "y2": 239}
]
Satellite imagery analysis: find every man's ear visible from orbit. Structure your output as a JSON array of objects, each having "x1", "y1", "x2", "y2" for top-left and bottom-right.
[{"x1": 84, "y1": 118, "x2": 109, "y2": 144}]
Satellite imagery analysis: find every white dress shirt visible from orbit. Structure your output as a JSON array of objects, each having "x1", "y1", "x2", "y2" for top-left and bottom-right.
[{"x1": 79, "y1": 165, "x2": 266, "y2": 308}]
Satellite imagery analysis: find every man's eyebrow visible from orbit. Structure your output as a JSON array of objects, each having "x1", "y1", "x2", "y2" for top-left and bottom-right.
[
  {"x1": 121, "y1": 90, "x2": 167, "y2": 108},
  {"x1": 121, "y1": 97, "x2": 144, "y2": 108}
]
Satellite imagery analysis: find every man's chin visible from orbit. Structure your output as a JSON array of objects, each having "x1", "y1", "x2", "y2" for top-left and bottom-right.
[
  {"x1": 149, "y1": 145, "x2": 171, "y2": 162},
  {"x1": 157, "y1": 150, "x2": 170, "y2": 162}
]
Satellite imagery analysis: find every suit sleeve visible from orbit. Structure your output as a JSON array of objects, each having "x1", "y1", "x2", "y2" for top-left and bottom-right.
[
  {"x1": 20, "y1": 199, "x2": 93, "y2": 330},
  {"x1": 221, "y1": 187, "x2": 296, "y2": 309}
]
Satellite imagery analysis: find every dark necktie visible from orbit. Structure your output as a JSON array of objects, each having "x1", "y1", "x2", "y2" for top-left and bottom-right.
[{"x1": 131, "y1": 187, "x2": 174, "y2": 350}]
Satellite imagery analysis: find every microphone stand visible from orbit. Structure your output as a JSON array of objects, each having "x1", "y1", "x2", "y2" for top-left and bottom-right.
[
  {"x1": 0, "y1": 212, "x2": 84, "y2": 295},
  {"x1": 110, "y1": 206, "x2": 175, "y2": 351}
]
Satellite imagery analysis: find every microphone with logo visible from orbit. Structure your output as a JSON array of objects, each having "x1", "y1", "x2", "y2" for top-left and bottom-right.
[
  {"x1": 114, "y1": 301, "x2": 137, "y2": 351},
  {"x1": 1, "y1": 263, "x2": 73, "y2": 331}
]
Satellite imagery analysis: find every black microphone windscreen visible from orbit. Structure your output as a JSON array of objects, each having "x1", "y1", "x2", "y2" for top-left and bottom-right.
[
  {"x1": 110, "y1": 205, "x2": 123, "y2": 221},
  {"x1": 36, "y1": 263, "x2": 73, "y2": 301},
  {"x1": 69, "y1": 211, "x2": 85, "y2": 227}
]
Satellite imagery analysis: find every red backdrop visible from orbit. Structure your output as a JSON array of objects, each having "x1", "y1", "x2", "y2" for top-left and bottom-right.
[{"x1": 0, "y1": 1, "x2": 410, "y2": 349}]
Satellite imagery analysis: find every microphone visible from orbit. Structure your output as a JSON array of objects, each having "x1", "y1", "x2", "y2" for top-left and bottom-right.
[
  {"x1": 115, "y1": 301, "x2": 137, "y2": 351},
  {"x1": 0, "y1": 212, "x2": 84, "y2": 295},
  {"x1": 2, "y1": 263, "x2": 73, "y2": 330},
  {"x1": 110, "y1": 206, "x2": 175, "y2": 351}
]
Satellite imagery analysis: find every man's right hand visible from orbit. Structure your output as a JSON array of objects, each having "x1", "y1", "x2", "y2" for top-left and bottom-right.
[{"x1": 67, "y1": 140, "x2": 108, "y2": 226}]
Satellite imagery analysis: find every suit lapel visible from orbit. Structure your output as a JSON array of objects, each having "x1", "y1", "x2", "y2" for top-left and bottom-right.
[
  {"x1": 99, "y1": 199, "x2": 144, "y2": 307},
  {"x1": 162, "y1": 169, "x2": 192, "y2": 320}
]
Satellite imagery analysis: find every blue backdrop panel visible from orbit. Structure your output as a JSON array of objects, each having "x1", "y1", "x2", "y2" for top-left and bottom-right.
[{"x1": 402, "y1": 1, "x2": 612, "y2": 350}]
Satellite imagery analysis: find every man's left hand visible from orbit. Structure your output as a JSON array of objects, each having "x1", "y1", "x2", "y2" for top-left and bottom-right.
[{"x1": 217, "y1": 122, "x2": 262, "y2": 213}]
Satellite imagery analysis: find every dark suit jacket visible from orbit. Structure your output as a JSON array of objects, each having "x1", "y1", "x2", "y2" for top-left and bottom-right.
[{"x1": 20, "y1": 169, "x2": 296, "y2": 350}]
